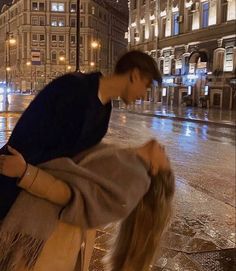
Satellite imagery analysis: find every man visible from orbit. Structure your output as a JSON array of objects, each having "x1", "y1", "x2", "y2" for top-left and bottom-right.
[{"x1": 0, "y1": 50, "x2": 162, "y2": 219}]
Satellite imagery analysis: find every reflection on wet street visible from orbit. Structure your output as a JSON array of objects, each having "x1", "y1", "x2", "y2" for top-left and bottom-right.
[{"x1": 0, "y1": 110, "x2": 235, "y2": 270}]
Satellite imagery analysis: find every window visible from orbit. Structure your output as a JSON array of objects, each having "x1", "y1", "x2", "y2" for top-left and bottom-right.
[
  {"x1": 201, "y1": 2, "x2": 209, "y2": 28},
  {"x1": 70, "y1": 4, "x2": 76, "y2": 12},
  {"x1": 58, "y1": 18, "x2": 65, "y2": 26},
  {"x1": 32, "y1": 16, "x2": 38, "y2": 25},
  {"x1": 39, "y1": 34, "x2": 45, "y2": 41},
  {"x1": 187, "y1": 10, "x2": 193, "y2": 31},
  {"x1": 172, "y1": 13, "x2": 179, "y2": 35},
  {"x1": 161, "y1": 18, "x2": 166, "y2": 38},
  {"x1": 224, "y1": 46, "x2": 234, "y2": 72},
  {"x1": 59, "y1": 35, "x2": 64, "y2": 42},
  {"x1": 39, "y1": 16, "x2": 45, "y2": 26},
  {"x1": 51, "y1": 3, "x2": 65, "y2": 12},
  {"x1": 32, "y1": 34, "x2": 38, "y2": 41},
  {"x1": 51, "y1": 18, "x2": 57, "y2": 26},
  {"x1": 70, "y1": 35, "x2": 76, "y2": 44},
  {"x1": 51, "y1": 17, "x2": 65, "y2": 26},
  {"x1": 51, "y1": 35, "x2": 57, "y2": 42},
  {"x1": 32, "y1": 2, "x2": 38, "y2": 10},
  {"x1": 91, "y1": 6, "x2": 95, "y2": 15},
  {"x1": 70, "y1": 18, "x2": 76, "y2": 27},
  {"x1": 141, "y1": 25, "x2": 145, "y2": 42},
  {"x1": 51, "y1": 51, "x2": 57, "y2": 63},
  {"x1": 222, "y1": 0, "x2": 228, "y2": 23},
  {"x1": 39, "y1": 3, "x2": 45, "y2": 11},
  {"x1": 133, "y1": 0, "x2": 137, "y2": 9},
  {"x1": 142, "y1": 0, "x2": 146, "y2": 5}
]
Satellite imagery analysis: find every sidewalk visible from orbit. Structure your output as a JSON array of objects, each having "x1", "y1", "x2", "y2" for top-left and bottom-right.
[{"x1": 113, "y1": 100, "x2": 236, "y2": 128}]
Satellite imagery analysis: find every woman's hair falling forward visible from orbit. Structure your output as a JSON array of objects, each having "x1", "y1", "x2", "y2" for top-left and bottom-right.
[{"x1": 104, "y1": 169, "x2": 175, "y2": 271}]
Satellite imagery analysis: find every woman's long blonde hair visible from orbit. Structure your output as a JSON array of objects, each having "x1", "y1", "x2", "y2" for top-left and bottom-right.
[{"x1": 103, "y1": 169, "x2": 175, "y2": 271}]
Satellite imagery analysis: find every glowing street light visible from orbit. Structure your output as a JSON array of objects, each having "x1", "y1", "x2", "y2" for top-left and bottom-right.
[
  {"x1": 90, "y1": 61, "x2": 95, "y2": 67},
  {"x1": 59, "y1": 56, "x2": 65, "y2": 61},
  {"x1": 91, "y1": 41, "x2": 99, "y2": 49}
]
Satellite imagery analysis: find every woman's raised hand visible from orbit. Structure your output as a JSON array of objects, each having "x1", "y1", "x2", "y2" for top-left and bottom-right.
[{"x1": 0, "y1": 146, "x2": 27, "y2": 178}]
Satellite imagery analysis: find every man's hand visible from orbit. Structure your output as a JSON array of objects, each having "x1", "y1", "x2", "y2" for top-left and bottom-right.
[{"x1": 0, "y1": 146, "x2": 27, "y2": 178}]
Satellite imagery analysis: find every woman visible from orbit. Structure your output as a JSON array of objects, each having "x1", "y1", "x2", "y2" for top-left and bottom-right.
[{"x1": 0, "y1": 139, "x2": 175, "y2": 271}]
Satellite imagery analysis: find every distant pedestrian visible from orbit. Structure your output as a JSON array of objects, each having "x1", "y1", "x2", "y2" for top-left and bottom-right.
[
  {"x1": 0, "y1": 139, "x2": 174, "y2": 271},
  {"x1": 0, "y1": 50, "x2": 162, "y2": 219}
]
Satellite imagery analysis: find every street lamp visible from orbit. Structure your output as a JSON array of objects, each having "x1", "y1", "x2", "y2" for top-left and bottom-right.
[
  {"x1": 76, "y1": 0, "x2": 80, "y2": 71},
  {"x1": 26, "y1": 61, "x2": 32, "y2": 90},
  {"x1": 59, "y1": 56, "x2": 67, "y2": 73},
  {"x1": 91, "y1": 40, "x2": 101, "y2": 70},
  {"x1": 5, "y1": 32, "x2": 16, "y2": 109}
]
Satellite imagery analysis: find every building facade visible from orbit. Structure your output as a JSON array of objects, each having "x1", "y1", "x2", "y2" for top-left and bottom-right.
[
  {"x1": 0, "y1": 0, "x2": 128, "y2": 91},
  {"x1": 128, "y1": 0, "x2": 236, "y2": 110}
]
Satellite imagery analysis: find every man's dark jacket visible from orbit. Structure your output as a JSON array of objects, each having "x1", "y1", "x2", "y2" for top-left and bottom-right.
[{"x1": 0, "y1": 72, "x2": 112, "y2": 219}]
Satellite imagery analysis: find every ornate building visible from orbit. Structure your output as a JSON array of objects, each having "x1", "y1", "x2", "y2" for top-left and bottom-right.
[
  {"x1": 128, "y1": 0, "x2": 236, "y2": 110},
  {"x1": 0, "y1": 0, "x2": 128, "y2": 91}
]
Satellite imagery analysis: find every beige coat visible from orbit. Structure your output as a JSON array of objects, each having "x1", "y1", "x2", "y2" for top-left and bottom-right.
[{"x1": 18, "y1": 164, "x2": 96, "y2": 271}]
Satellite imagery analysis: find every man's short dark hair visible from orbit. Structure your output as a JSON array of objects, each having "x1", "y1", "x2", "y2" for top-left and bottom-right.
[{"x1": 115, "y1": 50, "x2": 162, "y2": 85}]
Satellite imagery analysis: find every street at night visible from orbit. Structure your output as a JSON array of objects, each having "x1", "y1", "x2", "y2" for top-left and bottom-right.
[{"x1": 0, "y1": 98, "x2": 235, "y2": 270}]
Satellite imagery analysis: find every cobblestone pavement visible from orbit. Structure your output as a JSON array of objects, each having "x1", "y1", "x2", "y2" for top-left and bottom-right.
[{"x1": 0, "y1": 108, "x2": 235, "y2": 271}]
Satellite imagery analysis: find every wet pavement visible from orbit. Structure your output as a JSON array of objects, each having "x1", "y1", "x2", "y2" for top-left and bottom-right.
[
  {"x1": 0, "y1": 99, "x2": 235, "y2": 270},
  {"x1": 114, "y1": 100, "x2": 236, "y2": 128}
]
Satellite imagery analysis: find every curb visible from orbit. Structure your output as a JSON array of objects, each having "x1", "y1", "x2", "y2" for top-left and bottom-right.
[{"x1": 114, "y1": 108, "x2": 236, "y2": 128}]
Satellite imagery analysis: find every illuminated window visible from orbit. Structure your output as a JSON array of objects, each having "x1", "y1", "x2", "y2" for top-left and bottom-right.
[
  {"x1": 201, "y1": 2, "x2": 209, "y2": 28},
  {"x1": 51, "y1": 3, "x2": 65, "y2": 12},
  {"x1": 32, "y1": 2, "x2": 38, "y2": 10},
  {"x1": 188, "y1": 86, "x2": 192, "y2": 95},
  {"x1": 162, "y1": 88, "x2": 167, "y2": 97},
  {"x1": 172, "y1": 13, "x2": 179, "y2": 35},
  {"x1": 224, "y1": 46, "x2": 234, "y2": 72},
  {"x1": 91, "y1": 6, "x2": 95, "y2": 15},
  {"x1": 70, "y1": 4, "x2": 76, "y2": 12},
  {"x1": 51, "y1": 18, "x2": 57, "y2": 26},
  {"x1": 58, "y1": 18, "x2": 65, "y2": 26}
]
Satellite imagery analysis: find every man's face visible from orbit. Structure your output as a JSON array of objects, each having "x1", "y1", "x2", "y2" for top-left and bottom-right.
[{"x1": 121, "y1": 69, "x2": 151, "y2": 105}]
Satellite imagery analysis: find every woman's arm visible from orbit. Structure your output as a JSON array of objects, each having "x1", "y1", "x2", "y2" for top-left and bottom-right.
[{"x1": 0, "y1": 146, "x2": 71, "y2": 206}]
